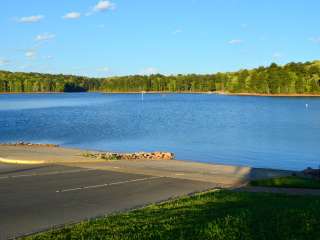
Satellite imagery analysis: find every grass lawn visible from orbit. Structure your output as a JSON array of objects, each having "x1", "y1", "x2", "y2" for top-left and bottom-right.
[
  {"x1": 250, "y1": 176, "x2": 320, "y2": 189},
  {"x1": 25, "y1": 190, "x2": 320, "y2": 240}
]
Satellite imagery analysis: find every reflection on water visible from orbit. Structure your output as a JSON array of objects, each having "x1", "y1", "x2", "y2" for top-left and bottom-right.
[{"x1": 0, "y1": 93, "x2": 319, "y2": 170}]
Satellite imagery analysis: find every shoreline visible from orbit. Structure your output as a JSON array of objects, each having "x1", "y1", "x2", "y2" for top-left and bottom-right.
[
  {"x1": 0, "y1": 144, "x2": 296, "y2": 172},
  {"x1": 0, "y1": 143, "x2": 291, "y2": 171},
  {"x1": 0, "y1": 91, "x2": 66, "y2": 94},
  {"x1": 214, "y1": 91, "x2": 320, "y2": 97},
  {"x1": 1, "y1": 90, "x2": 320, "y2": 97},
  {"x1": 0, "y1": 145, "x2": 294, "y2": 186}
]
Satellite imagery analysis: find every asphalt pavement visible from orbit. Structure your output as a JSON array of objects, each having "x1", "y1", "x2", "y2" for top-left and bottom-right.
[{"x1": 0, "y1": 163, "x2": 217, "y2": 239}]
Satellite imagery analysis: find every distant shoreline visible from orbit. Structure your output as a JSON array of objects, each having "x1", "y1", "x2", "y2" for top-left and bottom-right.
[
  {"x1": 102, "y1": 91, "x2": 320, "y2": 97},
  {"x1": 214, "y1": 91, "x2": 320, "y2": 97},
  {"x1": 1, "y1": 91, "x2": 320, "y2": 97},
  {"x1": 0, "y1": 91, "x2": 65, "y2": 94}
]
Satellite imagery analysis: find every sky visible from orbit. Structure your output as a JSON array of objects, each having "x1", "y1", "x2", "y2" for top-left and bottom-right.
[{"x1": 0, "y1": 0, "x2": 320, "y2": 77}]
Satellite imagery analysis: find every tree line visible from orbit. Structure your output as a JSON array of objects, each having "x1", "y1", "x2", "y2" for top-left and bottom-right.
[{"x1": 1, "y1": 60, "x2": 320, "y2": 94}]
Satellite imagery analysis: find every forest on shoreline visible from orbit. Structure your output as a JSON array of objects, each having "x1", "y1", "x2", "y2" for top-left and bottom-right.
[{"x1": 1, "y1": 60, "x2": 320, "y2": 95}]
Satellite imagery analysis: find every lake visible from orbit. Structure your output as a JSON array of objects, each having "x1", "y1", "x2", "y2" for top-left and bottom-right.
[{"x1": 0, "y1": 93, "x2": 319, "y2": 170}]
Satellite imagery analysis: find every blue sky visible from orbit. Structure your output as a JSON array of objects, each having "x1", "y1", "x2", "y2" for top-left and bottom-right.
[{"x1": 0, "y1": 0, "x2": 319, "y2": 77}]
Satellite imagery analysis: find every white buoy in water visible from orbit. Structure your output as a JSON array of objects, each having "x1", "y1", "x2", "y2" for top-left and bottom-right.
[{"x1": 306, "y1": 103, "x2": 309, "y2": 109}]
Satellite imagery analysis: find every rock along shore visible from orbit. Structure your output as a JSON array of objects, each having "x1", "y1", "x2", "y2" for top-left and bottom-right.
[{"x1": 83, "y1": 151, "x2": 175, "y2": 161}]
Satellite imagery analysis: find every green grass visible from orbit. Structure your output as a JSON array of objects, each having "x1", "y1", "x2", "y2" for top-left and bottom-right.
[
  {"x1": 25, "y1": 190, "x2": 320, "y2": 240},
  {"x1": 250, "y1": 176, "x2": 320, "y2": 189}
]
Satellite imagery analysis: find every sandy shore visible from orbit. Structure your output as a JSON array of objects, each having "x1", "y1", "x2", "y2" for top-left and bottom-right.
[
  {"x1": 0, "y1": 145, "x2": 294, "y2": 186},
  {"x1": 214, "y1": 91, "x2": 320, "y2": 97},
  {"x1": 0, "y1": 145, "x2": 98, "y2": 164}
]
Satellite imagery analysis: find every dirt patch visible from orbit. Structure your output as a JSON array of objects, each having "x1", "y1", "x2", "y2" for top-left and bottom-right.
[{"x1": 0, "y1": 142, "x2": 59, "y2": 148}]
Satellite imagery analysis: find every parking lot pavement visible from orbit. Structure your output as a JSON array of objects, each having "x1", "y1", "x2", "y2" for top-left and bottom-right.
[{"x1": 0, "y1": 164, "x2": 217, "y2": 239}]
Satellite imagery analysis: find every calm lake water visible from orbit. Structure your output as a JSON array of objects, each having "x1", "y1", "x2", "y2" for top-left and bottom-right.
[{"x1": 0, "y1": 93, "x2": 319, "y2": 170}]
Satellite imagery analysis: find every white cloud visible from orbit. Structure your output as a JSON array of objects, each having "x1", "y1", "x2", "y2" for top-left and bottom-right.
[
  {"x1": 228, "y1": 39, "x2": 243, "y2": 45},
  {"x1": 18, "y1": 15, "x2": 44, "y2": 23},
  {"x1": 0, "y1": 59, "x2": 10, "y2": 65},
  {"x1": 94, "y1": 1, "x2": 115, "y2": 11},
  {"x1": 44, "y1": 55, "x2": 53, "y2": 60},
  {"x1": 86, "y1": 1, "x2": 115, "y2": 16},
  {"x1": 140, "y1": 67, "x2": 159, "y2": 75},
  {"x1": 25, "y1": 51, "x2": 36, "y2": 59},
  {"x1": 310, "y1": 37, "x2": 320, "y2": 44},
  {"x1": 63, "y1": 12, "x2": 81, "y2": 19},
  {"x1": 173, "y1": 29, "x2": 182, "y2": 35},
  {"x1": 35, "y1": 33, "x2": 55, "y2": 41}
]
